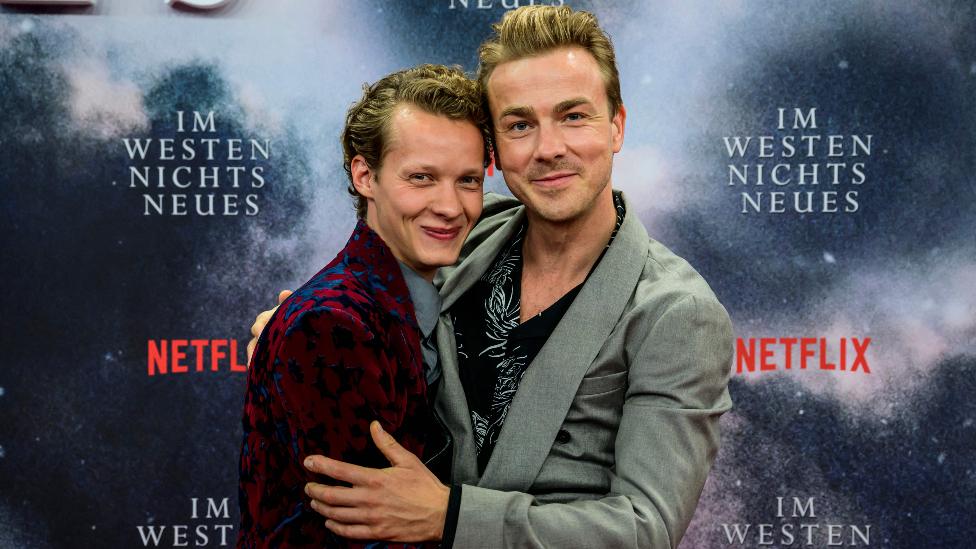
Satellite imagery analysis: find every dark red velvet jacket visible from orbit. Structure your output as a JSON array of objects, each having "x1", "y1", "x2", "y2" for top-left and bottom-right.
[{"x1": 238, "y1": 221, "x2": 436, "y2": 549}]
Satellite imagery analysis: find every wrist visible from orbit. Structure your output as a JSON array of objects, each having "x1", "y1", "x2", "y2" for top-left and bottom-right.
[
  {"x1": 439, "y1": 484, "x2": 463, "y2": 548},
  {"x1": 431, "y1": 482, "x2": 450, "y2": 541}
]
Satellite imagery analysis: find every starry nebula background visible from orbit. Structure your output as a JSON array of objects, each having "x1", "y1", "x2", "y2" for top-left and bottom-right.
[{"x1": 0, "y1": 1, "x2": 973, "y2": 547}]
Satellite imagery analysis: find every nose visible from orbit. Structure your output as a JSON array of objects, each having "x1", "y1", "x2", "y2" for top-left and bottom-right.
[
  {"x1": 430, "y1": 181, "x2": 463, "y2": 220},
  {"x1": 533, "y1": 121, "x2": 567, "y2": 163}
]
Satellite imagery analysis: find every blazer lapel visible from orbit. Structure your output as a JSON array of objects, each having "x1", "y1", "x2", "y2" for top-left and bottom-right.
[
  {"x1": 435, "y1": 205, "x2": 526, "y2": 484},
  {"x1": 478, "y1": 194, "x2": 649, "y2": 491},
  {"x1": 433, "y1": 316, "x2": 478, "y2": 483},
  {"x1": 439, "y1": 206, "x2": 526, "y2": 313}
]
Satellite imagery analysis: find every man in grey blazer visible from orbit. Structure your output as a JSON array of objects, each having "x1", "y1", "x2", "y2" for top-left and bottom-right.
[{"x1": 296, "y1": 6, "x2": 733, "y2": 548}]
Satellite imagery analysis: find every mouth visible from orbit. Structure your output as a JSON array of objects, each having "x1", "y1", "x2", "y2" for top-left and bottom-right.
[
  {"x1": 530, "y1": 171, "x2": 576, "y2": 188},
  {"x1": 421, "y1": 225, "x2": 463, "y2": 241}
]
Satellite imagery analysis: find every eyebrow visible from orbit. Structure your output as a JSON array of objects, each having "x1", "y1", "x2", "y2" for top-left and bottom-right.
[
  {"x1": 498, "y1": 105, "x2": 534, "y2": 119},
  {"x1": 553, "y1": 97, "x2": 592, "y2": 113},
  {"x1": 498, "y1": 98, "x2": 594, "y2": 120},
  {"x1": 404, "y1": 164, "x2": 484, "y2": 177}
]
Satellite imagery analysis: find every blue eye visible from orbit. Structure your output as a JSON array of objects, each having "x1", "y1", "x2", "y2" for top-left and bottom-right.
[{"x1": 510, "y1": 121, "x2": 530, "y2": 132}]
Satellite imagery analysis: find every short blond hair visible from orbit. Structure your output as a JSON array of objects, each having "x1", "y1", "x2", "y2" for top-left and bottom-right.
[
  {"x1": 342, "y1": 64, "x2": 490, "y2": 219},
  {"x1": 477, "y1": 6, "x2": 623, "y2": 117}
]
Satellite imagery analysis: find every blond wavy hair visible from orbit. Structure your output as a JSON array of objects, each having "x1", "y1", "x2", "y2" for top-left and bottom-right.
[
  {"x1": 477, "y1": 5, "x2": 623, "y2": 119},
  {"x1": 342, "y1": 64, "x2": 490, "y2": 219}
]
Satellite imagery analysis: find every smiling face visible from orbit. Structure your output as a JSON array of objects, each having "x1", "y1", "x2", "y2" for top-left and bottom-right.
[
  {"x1": 351, "y1": 103, "x2": 485, "y2": 280},
  {"x1": 487, "y1": 46, "x2": 625, "y2": 224}
]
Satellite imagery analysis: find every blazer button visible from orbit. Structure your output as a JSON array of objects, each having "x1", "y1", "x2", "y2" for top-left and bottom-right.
[{"x1": 555, "y1": 429, "x2": 571, "y2": 444}]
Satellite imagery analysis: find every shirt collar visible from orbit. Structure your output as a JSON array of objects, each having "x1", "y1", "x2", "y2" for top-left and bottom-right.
[{"x1": 398, "y1": 262, "x2": 441, "y2": 338}]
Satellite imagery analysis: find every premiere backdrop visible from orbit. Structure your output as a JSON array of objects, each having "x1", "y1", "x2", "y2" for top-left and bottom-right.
[{"x1": 1, "y1": 1, "x2": 974, "y2": 547}]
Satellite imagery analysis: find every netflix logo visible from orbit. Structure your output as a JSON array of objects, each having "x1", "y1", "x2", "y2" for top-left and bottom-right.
[
  {"x1": 735, "y1": 337, "x2": 872, "y2": 375},
  {"x1": 147, "y1": 339, "x2": 248, "y2": 376}
]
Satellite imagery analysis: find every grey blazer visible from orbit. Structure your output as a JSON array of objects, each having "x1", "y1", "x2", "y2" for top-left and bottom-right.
[{"x1": 434, "y1": 192, "x2": 734, "y2": 548}]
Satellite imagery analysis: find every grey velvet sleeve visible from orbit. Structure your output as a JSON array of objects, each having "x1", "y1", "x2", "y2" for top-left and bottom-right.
[{"x1": 450, "y1": 294, "x2": 734, "y2": 549}]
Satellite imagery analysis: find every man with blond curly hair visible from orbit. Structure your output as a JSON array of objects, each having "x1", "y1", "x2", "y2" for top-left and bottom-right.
[{"x1": 238, "y1": 64, "x2": 490, "y2": 548}]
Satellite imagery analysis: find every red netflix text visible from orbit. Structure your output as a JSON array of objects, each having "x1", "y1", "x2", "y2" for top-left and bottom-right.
[
  {"x1": 735, "y1": 337, "x2": 871, "y2": 375},
  {"x1": 147, "y1": 339, "x2": 248, "y2": 376}
]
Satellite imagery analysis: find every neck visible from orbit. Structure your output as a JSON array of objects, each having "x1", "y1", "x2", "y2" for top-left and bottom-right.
[{"x1": 522, "y1": 186, "x2": 617, "y2": 279}]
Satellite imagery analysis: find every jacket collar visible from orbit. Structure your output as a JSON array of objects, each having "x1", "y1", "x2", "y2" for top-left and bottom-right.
[{"x1": 338, "y1": 219, "x2": 419, "y2": 332}]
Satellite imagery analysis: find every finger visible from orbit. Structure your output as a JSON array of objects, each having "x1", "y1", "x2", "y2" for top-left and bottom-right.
[
  {"x1": 246, "y1": 338, "x2": 256, "y2": 362},
  {"x1": 304, "y1": 455, "x2": 378, "y2": 486},
  {"x1": 324, "y1": 519, "x2": 376, "y2": 541},
  {"x1": 251, "y1": 310, "x2": 270, "y2": 338},
  {"x1": 306, "y1": 495, "x2": 330, "y2": 519},
  {"x1": 310, "y1": 501, "x2": 371, "y2": 524},
  {"x1": 277, "y1": 289, "x2": 293, "y2": 304},
  {"x1": 305, "y1": 482, "x2": 364, "y2": 507},
  {"x1": 369, "y1": 421, "x2": 418, "y2": 468}
]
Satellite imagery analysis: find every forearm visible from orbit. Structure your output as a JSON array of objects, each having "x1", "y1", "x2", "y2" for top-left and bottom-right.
[
  {"x1": 448, "y1": 410, "x2": 721, "y2": 549},
  {"x1": 447, "y1": 410, "x2": 723, "y2": 549},
  {"x1": 451, "y1": 486, "x2": 669, "y2": 549}
]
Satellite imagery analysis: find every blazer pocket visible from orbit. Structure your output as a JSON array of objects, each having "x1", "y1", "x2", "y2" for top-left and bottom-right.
[{"x1": 576, "y1": 370, "x2": 628, "y2": 396}]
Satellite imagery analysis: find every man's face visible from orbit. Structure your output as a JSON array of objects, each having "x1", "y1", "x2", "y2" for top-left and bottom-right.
[
  {"x1": 487, "y1": 46, "x2": 625, "y2": 223},
  {"x1": 354, "y1": 104, "x2": 485, "y2": 280}
]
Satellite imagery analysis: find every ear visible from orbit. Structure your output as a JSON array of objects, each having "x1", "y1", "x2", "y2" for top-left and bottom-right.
[
  {"x1": 611, "y1": 104, "x2": 626, "y2": 154},
  {"x1": 350, "y1": 154, "x2": 376, "y2": 198}
]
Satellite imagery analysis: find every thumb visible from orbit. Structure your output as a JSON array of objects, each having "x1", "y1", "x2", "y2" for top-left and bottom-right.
[
  {"x1": 370, "y1": 421, "x2": 417, "y2": 468},
  {"x1": 277, "y1": 289, "x2": 293, "y2": 305}
]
